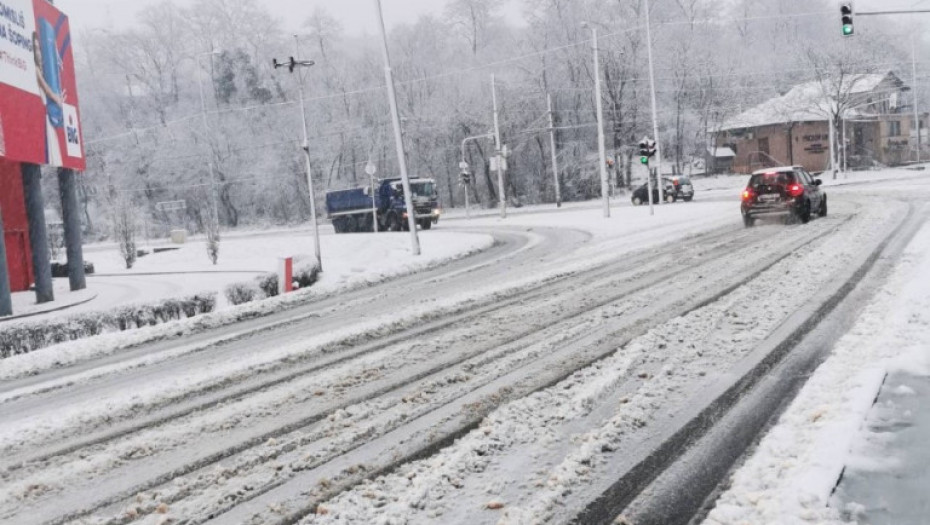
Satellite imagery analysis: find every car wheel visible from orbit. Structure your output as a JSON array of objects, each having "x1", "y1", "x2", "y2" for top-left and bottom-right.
[
  {"x1": 743, "y1": 214, "x2": 755, "y2": 228},
  {"x1": 797, "y1": 200, "x2": 812, "y2": 224},
  {"x1": 666, "y1": 194, "x2": 676, "y2": 204},
  {"x1": 818, "y1": 197, "x2": 828, "y2": 217},
  {"x1": 632, "y1": 196, "x2": 643, "y2": 206}
]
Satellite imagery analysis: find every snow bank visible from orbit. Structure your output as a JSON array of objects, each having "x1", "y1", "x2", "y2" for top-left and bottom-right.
[{"x1": 704, "y1": 218, "x2": 930, "y2": 525}]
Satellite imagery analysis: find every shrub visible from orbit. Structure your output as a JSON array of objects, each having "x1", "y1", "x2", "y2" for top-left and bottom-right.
[
  {"x1": 256, "y1": 273, "x2": 278, "y2": 298},
  {"x1": 0, "y1": 293, "x2": 218, "y2": 360},
  {"x1": 225, "y1": 282, "x2": 258, "y2": 306}
]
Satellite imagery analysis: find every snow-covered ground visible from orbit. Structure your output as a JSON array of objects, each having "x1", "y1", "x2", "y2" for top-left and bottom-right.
[
  {"x1": 703, "y1": 204, "x2": 930, "y2": 525},
  {"x1": 2, "y1": 170, "x2": 928, "y2": 525},
  {"x1": 7, "y1": 228, "x2": 494, "y2": 322}
]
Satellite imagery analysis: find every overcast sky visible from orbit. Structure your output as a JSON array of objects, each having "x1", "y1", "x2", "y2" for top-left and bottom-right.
[{"x1": 54, "y1": 0, "x2": 524, "y2": 37}]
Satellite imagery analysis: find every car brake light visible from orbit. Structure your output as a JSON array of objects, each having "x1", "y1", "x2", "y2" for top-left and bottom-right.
[
  {"x1": 742, "y1": 189, "x2": 754, "y2": 201},
  {"x1": 787, "y1": 183, "x2": 804, "y2": 197}
]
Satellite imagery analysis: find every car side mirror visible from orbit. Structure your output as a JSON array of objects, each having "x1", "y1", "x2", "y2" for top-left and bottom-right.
[{"x1": 813, "y1": 179, "x2": 822, "y2": 186}]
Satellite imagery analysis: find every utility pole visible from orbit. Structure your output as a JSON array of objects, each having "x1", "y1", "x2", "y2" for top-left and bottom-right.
[
  {"x1": 829, "y1": 113, "x2": 837, "y2": 179},
  {"x1": 644, "y1": 0, "x2": 665, "y2": 205},
  {"x1": 582, "y1": 23, "x2": 611, "y2": 218},
  {"x1": 547, "y1": 93, "x2": 562, "y2": 207},
  {"x1": 914, "y1": 37, "x2": 922, "y2": 165},
  {"x1": 375, "y1": 0, "x2": 421, "y2": 254},
  {"x1": 274, "y1": 37, "x2": 323, "y2": 270},
  {"x1": 492, "y1": 74, "x2": 507, "y2": 219},
  {"x1": 195, "y1": 50, "x2": 221, "y2": 235}
]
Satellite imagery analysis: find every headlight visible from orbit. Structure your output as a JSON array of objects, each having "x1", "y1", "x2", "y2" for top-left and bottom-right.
[{"x1": 433, "y1": 209, "x2": 441, "y2": 216}]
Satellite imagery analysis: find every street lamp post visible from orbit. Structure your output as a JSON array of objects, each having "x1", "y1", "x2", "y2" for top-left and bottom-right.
[
  {"x1": 274, "y1": 37, "x2": 323, "y2": 270},
  {"x1": 491, "y1": 74, "x2": 507, "y2": 219},
  {"x1": 374, "y1": 0, "x2": 421, "y2": 255},
  {"x1": 194, "y1": 50, "x2": 221, "y2": 233},
  {"x1": 582, "y1": 23, "x2": 611, "y2": 218}
]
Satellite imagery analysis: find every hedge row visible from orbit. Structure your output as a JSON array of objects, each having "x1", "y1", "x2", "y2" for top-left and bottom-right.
[
  {"x1": 0, "y1": 263, "x2": 322, "y2": 360},
  {"x1": 0, "y1": 294, "x2": 216, "y2": 359}
]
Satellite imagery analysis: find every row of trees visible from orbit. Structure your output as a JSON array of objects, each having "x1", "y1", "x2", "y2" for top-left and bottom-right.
[{"x1": 69, "y1": 0, "x2": 913, "y2": 241}]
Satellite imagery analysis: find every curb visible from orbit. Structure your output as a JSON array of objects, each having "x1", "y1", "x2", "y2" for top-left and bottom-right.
[{"x1": 0, "y1": 293, "x2": 99, "y2": 324}]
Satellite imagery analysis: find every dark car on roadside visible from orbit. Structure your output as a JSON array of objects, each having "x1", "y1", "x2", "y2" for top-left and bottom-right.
[
  {"x1": 631, "y1": 177, "x2": 694, "y2": 205},
  {"x1": 740, "y1": 166, "x2": 827, "y2": 227}
]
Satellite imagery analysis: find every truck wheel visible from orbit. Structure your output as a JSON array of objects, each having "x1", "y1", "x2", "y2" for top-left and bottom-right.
[
  {"x1": 421, "y1": 219, "x2": 432, "y2": 230},
  {"x1": 666, "y1": 194, "x2": 676, "y2": 204},
  {"x1": 632, "y1": 196, "x2": 643, "y2": 206},
  {"x1": 389, "y1": 213, "x2": 402, "y2": 232},
  {"x1": 344, "y1": 216, "x2": 357, "y2": 233}
]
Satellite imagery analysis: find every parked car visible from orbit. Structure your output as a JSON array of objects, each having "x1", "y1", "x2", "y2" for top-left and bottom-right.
[
  {"x1": 631, "y1": 177, "x2": 693, "y2": 205},
  {"x1": 740, "y1": 166, "x2": 827, "y2": 227},
  {"x1": 669, "y1": 176, "x2": 695, "y2": 202}
]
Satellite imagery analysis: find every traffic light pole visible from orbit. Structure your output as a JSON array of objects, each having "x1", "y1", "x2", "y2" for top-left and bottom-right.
[
  {"x1": 644, "y1": 0, "x2": 664, "y2": 207},
  {"x1": 461, "y1": 133, "x2": 492, "y2": 219}
]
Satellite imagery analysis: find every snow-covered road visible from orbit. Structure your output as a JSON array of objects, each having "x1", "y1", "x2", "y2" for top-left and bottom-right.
[{"x1": 0, "y1": 176, "x2": 924, "y2": 525}]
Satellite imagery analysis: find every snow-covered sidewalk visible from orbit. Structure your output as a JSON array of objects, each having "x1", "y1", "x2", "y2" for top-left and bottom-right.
[{"x1": 704, "y1": 215, "x2": 930, "y2": 525}]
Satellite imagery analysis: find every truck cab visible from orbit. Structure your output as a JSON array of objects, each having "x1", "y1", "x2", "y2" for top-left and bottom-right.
[{"x1": 379, "y1": 178, "x2": 441, "y2": 231}]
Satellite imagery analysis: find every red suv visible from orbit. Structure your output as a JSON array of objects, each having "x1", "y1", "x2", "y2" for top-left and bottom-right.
[{"x1": 741, "y1": 167, "x2": 827, "y2": 227}]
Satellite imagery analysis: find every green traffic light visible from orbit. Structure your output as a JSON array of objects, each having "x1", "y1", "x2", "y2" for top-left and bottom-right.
[
  {"x1": 640, "y1": 156, "x2": 649, "y2": 165},
  {"x1": 842, "y1": 24, "x2": 853, "y2": 35}
]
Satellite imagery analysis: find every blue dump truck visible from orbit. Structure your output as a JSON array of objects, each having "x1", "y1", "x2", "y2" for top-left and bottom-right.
[{"x1": 325, "y1": 178, "x2": 441, "y2": 233}]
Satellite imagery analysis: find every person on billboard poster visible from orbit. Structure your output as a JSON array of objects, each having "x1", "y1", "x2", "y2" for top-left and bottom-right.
[{"x1": 32, "y1": 26, "x2": 66, "y2": 167}]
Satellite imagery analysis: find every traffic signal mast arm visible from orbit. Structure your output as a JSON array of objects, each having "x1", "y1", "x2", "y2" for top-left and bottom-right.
[{"x1": 839, "y1": 1, "x2": 930, "y2": 38}]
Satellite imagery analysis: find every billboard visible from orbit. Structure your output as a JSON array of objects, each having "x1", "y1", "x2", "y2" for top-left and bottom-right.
[{"x1": 0, "y1": 0, "x2": 84, "y2": 170}]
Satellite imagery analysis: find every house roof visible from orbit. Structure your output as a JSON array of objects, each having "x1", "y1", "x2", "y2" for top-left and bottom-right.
[
  {"x1": 707, "y1": 146, "x2": 736, "y2": 158},
  {"x1": 721, "y1": 73, "x2": 897, "y2": 131}
]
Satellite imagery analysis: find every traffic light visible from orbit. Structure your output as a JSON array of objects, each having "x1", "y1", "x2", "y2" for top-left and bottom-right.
[
  {"x1": 840, "y1": 2, "x2": 854, "y2": 36},
  {"x1": 460, "y1": 172, "x2": 471, "y2": 185},
  {"x1": 639, "y1": 137, "x2": 656, "y2": 165}
]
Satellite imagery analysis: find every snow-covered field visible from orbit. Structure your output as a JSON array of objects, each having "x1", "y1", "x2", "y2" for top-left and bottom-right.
[{"x1": 34, "y1": 229, "x2": 495, "y2": 319}]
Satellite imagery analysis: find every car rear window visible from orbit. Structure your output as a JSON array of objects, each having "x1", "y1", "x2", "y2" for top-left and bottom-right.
[{"x1": 749, "y1": 172, "x2": 795, "y2": 187}]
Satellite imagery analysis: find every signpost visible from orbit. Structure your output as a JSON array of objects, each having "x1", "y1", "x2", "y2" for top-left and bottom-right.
[{"x1": 366, "y1": 161, "x2": 379, "y2": 232}]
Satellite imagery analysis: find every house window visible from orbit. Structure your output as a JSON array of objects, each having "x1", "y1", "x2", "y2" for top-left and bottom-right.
[
  {"x1": 758, "y1": 137, "x2": 770, "y2": 156},
  {"x1": 889, "y1": 121, "x2": 902, "y2": 137}
]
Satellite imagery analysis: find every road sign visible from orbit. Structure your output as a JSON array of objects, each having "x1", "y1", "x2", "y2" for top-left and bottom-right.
[{"x1": 155, "y1": 200, "x2": 187, "y2": 212}]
